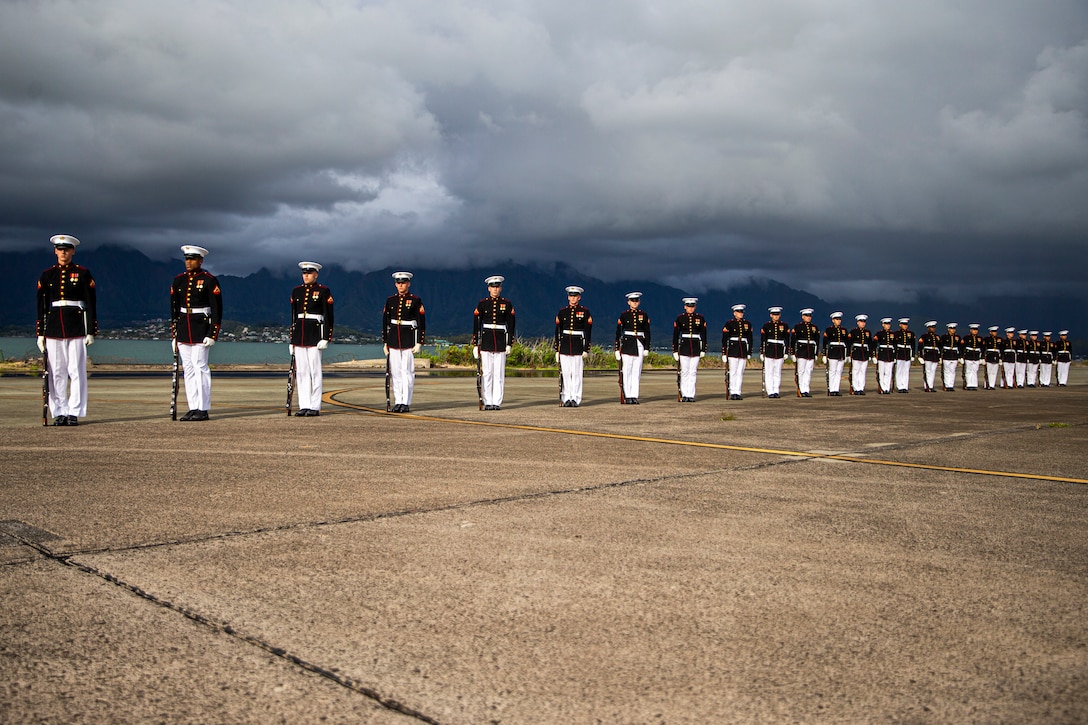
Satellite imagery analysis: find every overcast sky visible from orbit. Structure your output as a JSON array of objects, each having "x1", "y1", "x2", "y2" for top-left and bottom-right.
[{"x1": 2, "y1": 0, "x2": 1085, "y2": 302}]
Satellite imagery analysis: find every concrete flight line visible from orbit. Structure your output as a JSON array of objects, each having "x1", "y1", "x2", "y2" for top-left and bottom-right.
[{"x1": 323, "y1": 388, "x2": 1088, "y2": 486}]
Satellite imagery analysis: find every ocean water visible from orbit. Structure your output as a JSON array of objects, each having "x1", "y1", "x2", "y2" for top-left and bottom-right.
[{"x1": 0, "y1": 337, "x2": 387, "y2": 365}]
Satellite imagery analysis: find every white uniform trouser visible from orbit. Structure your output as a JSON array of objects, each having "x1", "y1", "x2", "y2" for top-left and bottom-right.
[
  {"x1": 178, "y1": 343, "x2": 212, "y2": 411},
  {"x1": 942, "y1": 360, "x2": 959, "y2": 389},
  {"x1": 560, "y1": 354, "x2": 584, "y2": 404},
  {"x1": 294, "y1": 346, "x2": 323, "y2": 411},
  {"x1": 1002, "y1": 362, "x2": 1016, "y2": 387},
  {"x1": 796, "y1": 357, "x2": 814, "y2": 394},
  {"x1": 923, "y1": 361, "x2": 939, "y2": 390},
  {"x1": 894, "y1": 359, "x2": 911, "y2": 391},
  {"x1": 621, "y1": 345, "x2": 644, "y2": 399},
  {"x1": 481, "y1": 351, "x2": 506, "y2": 406},
  {"x1": 678, "y1": 354, "x2": 698, "y2": 398},
  {"x1": 727, "y1": 357, "x2": 746, "y2": 396},
  {"x1": 1057, "y1": 362, "x2": 1070, "y2": 385},
  {"x1": 850, "y1": 359, "x2": 868, "y2": 392},
  {"x1": 963, "y1": 360, "x2": 980, "y2": 388},
  {"x1": 389, "y1": 348, "x2": 415, "y2": 405},
  {"x1": 1026, "y1": 363, "x2": 1039, "y2": 386},
  {"x1": 985, "y1": 362, "x2": 1000, "y2": 388},
  {"x1": 877, "y1": 360, "x2": 894, "y2": 392},
  {"x1": 827, "y1": 358, "x2": 845, "y2": 393},
  {"x1": 763, "y1": 357, "x2": 783, "y2": 395},
  {"x1": 1015, "y1": 362, "x2": 1027, "y2": 387},
  {"x1": 46, "y1": 337, "x2": 88, "y2": 418},
  {"x1": 1039, "y1": 363, "x2": 1053, "y2": 386}
]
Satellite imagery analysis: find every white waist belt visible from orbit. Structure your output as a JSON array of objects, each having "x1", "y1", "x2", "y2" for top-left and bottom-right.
[
  {"x1": 728, "y1": 337, "x2": 744, "y2": 341},
  {"x1": 482, "y1": 323, "x2": 507, "y2": 330},
  {"x1": 624, "y1": 331, "x2": 646, "y2": 337},
  {"x1": 828, "y1": 341, "x2": 846, "y2": 346},
  {"x1": 879, "y1": 344, "x2": 895, "y2": 348},
  {"x1": 51, "y1": 300, "x2": 85, "y2": 309},
  {"x1": 562, "y1": 330, "x2": 584, "y2": 336},
  {"x1": 181, "y1": 307, "x2": 212, "y2": 315},
  {"x1": 680, "y1": 333, "x2": 700, "y2": 338},
  {"x1": 297, "y1": 314, "x2": 324, "y2": 321},
  {"x1": 390, "y1": 319, "x2": 417, "y2": 327},
  {"x1": 765, "y1": 339, "x2": 785, "y2": 345}
]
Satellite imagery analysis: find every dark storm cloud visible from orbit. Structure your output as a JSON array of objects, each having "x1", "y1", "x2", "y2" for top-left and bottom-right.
[{"x1": 1, "y1": 0, "x2": 1085, "y2": 301}]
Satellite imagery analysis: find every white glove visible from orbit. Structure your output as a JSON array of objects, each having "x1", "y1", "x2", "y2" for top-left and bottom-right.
[
  {"x1": 641, "y1": 349, "x2": 648, "y2": 358},
  {"x1": 172, "y1": 338, "x2": 178, "y2": 353},
  {"x1": 759, "y1": 354, "x2": 765, "y2": 362},
  {"x1": 412, "y1": 343, "x2": 421, "y2": 354},
  {"x1": 916, "y1": 357, "x2": 922, "y2": 365},
  {"x1": 555, "y1": 352, "x2": 560, "y2": 363},
  {"x1": 871, "y1": 357, "x2": 876, "y2": 365},
  {"x1": 289, "y1": 345, "x2": 295, "y2": 355},
  {"x1": 506, "y1": 345, "x2": 512, "y2": 355},
  {"x1": 581, "y1": 352, "x2": 587, "y2": 360},
  {"x1": 317, "y1": 339, "x2": 328, "y2": 351},
  {"x1": 790, "y1": 355, "x2": 796, "y2": 362},
  {"x1": 37, "y1": 336, "x2": 45, "y2": 353},
  {"x1": 958, "y1": 358, "x2": 964, "y2": 365},
  {"x1": 672, "y1": 352, "x2": 679, "y2": 361},
  {"x1": 84, "y1": 335, "x2": 94, "y2": 346},
  {"x1": 699, "y1": 351, "x2": 705, "y2": 358},
  {"x1": 820, "y1": 355, "x2": 826, "y2": 364},
  {"x1": 202, "y1": 337, "x2": 215, "y2": 347},
  {"x1": 383, "y1": 344, "x2": 389, "y2": 356},
  {"x1": 472, "y1": 346, "x2": 480, "y2": 359},
  {"x1": 614, "y1": 350, "x2": 621, "y2": 361}
]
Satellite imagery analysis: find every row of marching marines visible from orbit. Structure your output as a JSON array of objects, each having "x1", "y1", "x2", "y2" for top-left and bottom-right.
[{"x1": 34, "y1": 236, "x2": 1074, "y2": 425}]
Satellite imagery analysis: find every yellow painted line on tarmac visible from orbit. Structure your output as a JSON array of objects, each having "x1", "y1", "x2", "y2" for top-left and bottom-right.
[{"x1": 324, "y1": 388, "x2": 1088, "y2": 486}]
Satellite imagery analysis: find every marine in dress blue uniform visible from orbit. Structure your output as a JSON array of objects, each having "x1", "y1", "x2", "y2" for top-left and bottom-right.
[
  {"x1": 981, "y1": 326, "x2": 1003, "y2": 389},
  {"x1": 170, "y1": 245, "x2": 222, "y2": 421},
  {"x1": 722, "y1": 304, "x2": 753, "y2": 400},
  {"x1": 847, "y1": 314, "x2": 874, "y2": 394},
  {"x1": 290, "y1": 262, "x2": 334, "y2": 416},
  {"x1": 822, "y1": 312, "x2": 849, "y2": 396},
  {"x1": 472, "y1": 275, "x2": 516, "y2": 410},
  {"x1": 939, "y1": 322, "x2": 962, "y2": 391},
  {"x1": 918, "y1": 321, "x2": 942, "y2": 392},
  {"x1": 672, "y1": 297, "x2": 706, "y2": 402},
  {"x1": 873, "y1": 318, "x2": 896, "y2": 394},
  {"x1": 894, "y1": 318, "x2": 916, "y2": 393},
  {"x1": 1055, "y1": 331, "x2": 1072, "y2": 386},
  {"x1": 961, "y1": 324, "x2": 983, "y2": 390},
  {"x1": 36, "y1": 235, "x2": 97, "y2": 426},
  {"x1": 555, "y1": 286, "x2": 592, "y2": 406},
  {"x1": 790, "y1": 308, "x2": 819, "y2": 397},
  {"x1": 383, "y1": 272, "x2": 426, "y2": 413},
  {"x1": 760, "y1": 307, "x2": 789, "y2": 398},
  {"x1": 615, "y1": 292, "x2": 650, "y2": 403}
]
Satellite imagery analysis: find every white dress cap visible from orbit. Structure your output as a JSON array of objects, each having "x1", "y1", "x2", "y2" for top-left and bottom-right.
[
  {"x1": 1029, "y1": 330, "x2": 1038, "y2": 335},
  {"x1": 392, "y1": 271, "x2": 413, "y2": 281},
  {"x1": 988, "y1": 326, "x2": 998, "y2": 331},
  {"x1": 625, "y1": 291, "x2": 642, "y2": 300},
  {"x1": 880, "y1": 317, "x2": 892, "y2": 324},
  {"x1": 925, "y1": 320, "x2": 937, "y2": 327},
  {"x1": 181, "y1": 245, "x2": 209, "y2": 258},
  {"x1": 565, "y1": 285, "x2": 584, "y2": 295},
  {"x1": 830, "y1": 311, "x2": 843, "y2": 319},
  {"x1": 731, "y1": 304, "x2": 746, "y2": 312},
  {"x1": 1042, "y1": 331, "x2": 1051, "y2": 336},
  {"x1": 898, "y1": 318, "x2": 910, "y2": 324},
  {"x1": 682, "y1": 297, "x2": 698, "y2": 305},
  {"x1": 800, "y1": 308, "x2": 814, "y2": 315},
  {"x1": 50, "y1": 234, "x2": 80, "y2": 248},
  {"x1": 969, "y1": 323, "x2": 979, "y2": 329},
  {"x1": 1005, "y1": 327, "x2": 1016, "y2": 333},
  {"x1": 768, "y1": 306, "x2": 782, "y2": 314},
  {"x1": 485, "y1": 275, "x2": 505, "y2": 286},
  {"x1": 855, "y1": 314, "x2": 868, "y2": 321},
  {"x1": 1059, "y1": 330, "x2": 1069, "y2": 335},
  {"x1": 298, "y1": 261, "x2": 322, "y2": 272},
  {"x1": 946, "y1": 322, "x2": 958, "y2": 328}
]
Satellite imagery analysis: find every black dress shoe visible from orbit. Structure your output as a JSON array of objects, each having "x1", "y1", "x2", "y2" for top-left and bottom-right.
[
  {"x1": 630, "y1": 399, "x2": 638, "y2": 405},
  {"x1": 52, "y1": 416, "x2": 68, "y2": 426},
  {"x1": 294, "y1": 409, "x2": 309, "y2": 416},
  {"x1": 66, "y1": 416, "x2": 79, "y2": 426},
  {"x1": 802, "y1": 392, "x2": 811, "y2": 397},
  {"x1": 192, "y1": 410, "x2": 209, "y2": 421},
  {"x1": 305, "y1": 409, "x2": 320, "y2": 416},
  {"x1": 180, "y1": 410, "x2": 196, "y2": 421}
]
